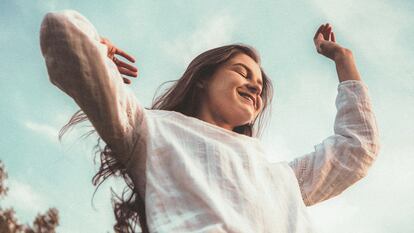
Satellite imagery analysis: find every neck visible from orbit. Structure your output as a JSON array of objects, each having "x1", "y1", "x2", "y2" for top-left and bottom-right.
[{"x1": 196, "y1": 109, "x2": 234, "y2": 131}]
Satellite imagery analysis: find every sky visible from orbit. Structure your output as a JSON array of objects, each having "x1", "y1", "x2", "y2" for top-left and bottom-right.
[{"x1": 0, "y1": 0, "x2": 413, "y2": 232}]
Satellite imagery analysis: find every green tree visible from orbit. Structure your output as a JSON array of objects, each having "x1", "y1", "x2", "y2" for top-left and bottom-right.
[{"x1": 0, "y1": 161, "x2": 59, "y2": 233}]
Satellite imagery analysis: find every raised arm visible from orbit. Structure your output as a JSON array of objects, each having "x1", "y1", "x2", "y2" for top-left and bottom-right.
[
  {"x1": 40, "y1": 10, "x2": 145, "y2": 165},
  {"x1": 288, "y1": 24, "x2": 380, "y2": 206}
]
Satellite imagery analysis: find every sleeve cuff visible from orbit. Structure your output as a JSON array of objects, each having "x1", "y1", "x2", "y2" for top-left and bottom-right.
[{"x1": 337, "y1": 79, "x2": 371, "y2": 104}]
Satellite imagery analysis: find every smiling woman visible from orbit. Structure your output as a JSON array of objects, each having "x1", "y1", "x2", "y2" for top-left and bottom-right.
[
  {"x1": 150, "y1": 44, "x2": 273, "y2": 137},
  {"x1": 196, "y1": 53, "x2": 265, "y2": 131},
  {"x1": 40, "y1": 9, "x2": 380, "y2": 233}
]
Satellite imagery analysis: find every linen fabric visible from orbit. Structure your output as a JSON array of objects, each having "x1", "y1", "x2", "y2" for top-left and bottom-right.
[{"x1": 40, "y1": 10, "x2": 380, "y2": 233}]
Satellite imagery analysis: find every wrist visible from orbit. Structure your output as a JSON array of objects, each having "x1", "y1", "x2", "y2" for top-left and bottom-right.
[
  {"x1": 334, "y1": 48, "x2": 361, "y2": 82},
  {"x1": 334, "y1": 48, "x2": 353, "y2": 63}
]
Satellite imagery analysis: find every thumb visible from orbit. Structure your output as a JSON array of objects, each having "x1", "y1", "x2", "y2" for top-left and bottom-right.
[{"x1": 314, "y1": 35, "x2": 324, "y2": 52}]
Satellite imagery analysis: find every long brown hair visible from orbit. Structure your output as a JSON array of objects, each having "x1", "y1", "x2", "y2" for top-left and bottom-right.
[{"x1": 59, "y1": 44, "x2": 273, "y2": 233}]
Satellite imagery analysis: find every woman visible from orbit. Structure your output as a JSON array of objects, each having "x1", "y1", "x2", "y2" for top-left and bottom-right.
[{"x1": 40, "y1": 10, "x2": 380, "y2": 233}]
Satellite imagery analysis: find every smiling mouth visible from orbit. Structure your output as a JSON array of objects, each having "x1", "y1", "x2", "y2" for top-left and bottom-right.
[{"x1": 237, "y1": 92, "x2": 255, "y2": 106}]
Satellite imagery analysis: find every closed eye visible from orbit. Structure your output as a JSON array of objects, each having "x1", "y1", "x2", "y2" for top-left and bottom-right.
[
  {"x1": 237, "y1": 71, "x2": 248, "y2": 78},
  {"x1": 232, "y1": 65, "x2": 248, "y2": 78},
  {"x1": 233, "y1": 68, "x2": 248, "y2": 78}
]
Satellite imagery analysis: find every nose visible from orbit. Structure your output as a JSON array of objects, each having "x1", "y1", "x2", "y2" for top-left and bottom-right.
[{"x1": 247, "y1": 83, "x2": 261, "y2": 95}]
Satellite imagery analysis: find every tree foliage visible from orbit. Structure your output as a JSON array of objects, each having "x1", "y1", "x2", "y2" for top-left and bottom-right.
[{"x1": 0, "y1": 161, "x2": 59, "y2": 233}]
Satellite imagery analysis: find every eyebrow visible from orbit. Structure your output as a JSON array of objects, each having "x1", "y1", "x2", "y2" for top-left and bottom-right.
[{"x1": 232, "y1": 63, "x2": 263, "y2": 86}]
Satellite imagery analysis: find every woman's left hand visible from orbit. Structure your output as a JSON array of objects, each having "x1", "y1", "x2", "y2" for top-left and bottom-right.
[
  {"x1": 314, "y1": 24, "x2": 361, "y2": 82},
  {"x1": 100, "y1": 37, "x2": 138, "y2": 84},
  {"x1": 313, "y1": 23, "x2": 348, "y2": 61}
]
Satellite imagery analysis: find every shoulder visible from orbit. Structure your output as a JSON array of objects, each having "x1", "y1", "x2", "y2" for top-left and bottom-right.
[
  {"x1": 143, "y1": 109, "x2": 193, "y2": 129},
  {"x1": 144, "y1": 108, "x2": 188, "y2": 120}
]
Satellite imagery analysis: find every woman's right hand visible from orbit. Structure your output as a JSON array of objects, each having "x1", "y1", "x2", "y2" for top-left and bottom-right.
[{"x1": 100, "y1": 37, "x2": 138, "y2": 84}]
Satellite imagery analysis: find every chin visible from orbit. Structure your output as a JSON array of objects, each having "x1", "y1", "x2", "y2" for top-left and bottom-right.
[
  {"x1": 221, "y1": 95, "x2": 256, "y2": 126},
  {"x1": 238, "y1": 107, "x2": 255, "y2": 123},
  {"x1": 228, "y1": 110, "x2": 254, "y2": 127}
]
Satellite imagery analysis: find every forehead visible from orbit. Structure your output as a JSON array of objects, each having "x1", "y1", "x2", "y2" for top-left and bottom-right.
[{"x1": 225, "y1": 53, "x2": 262, "y2": 82}]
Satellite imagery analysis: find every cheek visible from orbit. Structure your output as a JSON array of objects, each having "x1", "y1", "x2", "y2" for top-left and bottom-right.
[
  {"x1": 204, "y1": 84, "x2": 233, "y2": 108},
  {"x1": 257, "y1": 97, "x2": 263, "y2": 110},
  {"x1": 203, "y1": 72, "x2": 247, "y2": 112},
  {"x1": 210, "y1": 76, "x2": 240, "y2": 98},
  {"x1": 255, "y1": 97, "x2": 264, "y2": 114}
]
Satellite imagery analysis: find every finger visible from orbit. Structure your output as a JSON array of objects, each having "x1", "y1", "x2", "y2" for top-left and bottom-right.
[
  {"x1": 331, "y1": 31, "x2": 336, "y2": 42},
  {"x1": 108, "y1": 46, "x2": 116, "y2": 59},
  {"x1": 327, "y1": 26, "x2": 332, "y2": 40},
  {"x1": 321, "y1": 23, "x2": 327, "y2": 33},
  {"x1": 323, "y1": 23, "x2": 330, "y2": 40},
  {"x1": 327, "y1": 29, "x2": 332, "y2": 41},
  {"x1": 115, "y1": 49, "x2": 136, "y2": 63},
  {"x1": 118, "y1": 66, "x2": 138, "y2": 77},
  {"x1": 314, "y1": 24, "x2": 324, "y2": 40},
  {"x1": 115, "y1": 58, "x2": 138, "y2": 72},
  {"x1": 122, "y1": 77, "x2": 131, "y2": 84}
]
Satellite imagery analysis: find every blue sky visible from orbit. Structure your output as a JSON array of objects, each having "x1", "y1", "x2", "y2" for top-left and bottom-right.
[{"x1": 1, "y1": 0, "x2": 413, "y2": 232}]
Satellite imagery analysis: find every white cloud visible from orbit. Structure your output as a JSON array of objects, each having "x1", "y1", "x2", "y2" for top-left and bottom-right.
[
  {"x1": 2, "y1": 179, "x2": 48, "y2": 223},
  {"x1": 162, "y1": 12, "x2": 237, "y2": 66},
  {"x1": 14, "y1": 0, "x2": 65, "y2": 13},
  {"x1": 24, "y1": 120, "x2": 59, "y2": 143},
  {"x1": 307, "y1": 197, "x2": 360, "y2": 232},
  {"x1": 23, "y1": 114, "x2": 96, "y2": 146}
]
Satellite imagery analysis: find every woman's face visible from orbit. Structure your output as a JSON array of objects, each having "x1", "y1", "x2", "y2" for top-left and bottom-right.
[{"x1": 197, "y1": 53, "x2": 263, "y2": 131}]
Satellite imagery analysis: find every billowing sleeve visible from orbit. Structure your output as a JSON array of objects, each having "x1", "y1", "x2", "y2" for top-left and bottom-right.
[
  {"x1": 40, "y1": 10, "x2": 146, "y2": 165},
  {"x1": 288, "y1": 80, "x2": 380, "y2": 206}
]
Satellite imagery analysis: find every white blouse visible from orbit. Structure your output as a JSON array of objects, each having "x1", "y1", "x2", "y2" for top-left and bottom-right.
[{"x1": 40, "y1": 10, "x2": 380, "y2": 233}]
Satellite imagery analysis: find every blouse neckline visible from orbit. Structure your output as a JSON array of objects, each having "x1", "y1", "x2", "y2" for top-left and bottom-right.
[{"x1": 149, "y1": 109, "x2": 261, "y2": 143}]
